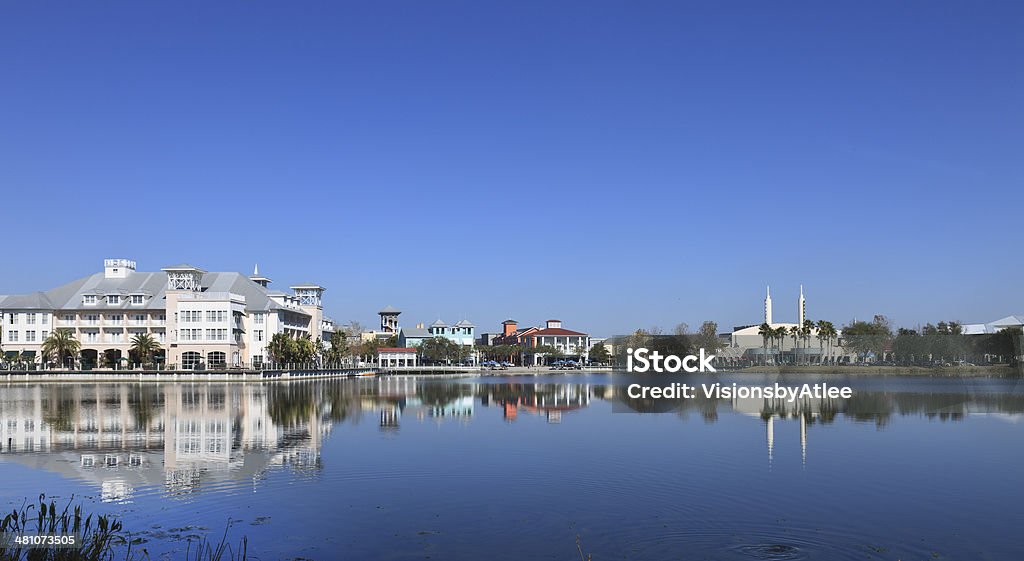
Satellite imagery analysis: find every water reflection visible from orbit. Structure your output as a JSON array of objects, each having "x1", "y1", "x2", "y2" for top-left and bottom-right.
[{"x1": 1, "y1": 376, "x2": 1023, "y2": 503}]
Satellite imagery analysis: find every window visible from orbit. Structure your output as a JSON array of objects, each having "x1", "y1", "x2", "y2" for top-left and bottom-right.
[
  {"x1": 7, "y1": 313, "x2": 17, "y2": 324},
  {"x1": 83, "y1": 295, "x2": 97, "y2": 305},
  {"x1": 108, "y1": 295, "x2": 120, "y2": 305},
  {"x1": 7, "y1": 331, "x2": 17, "y2": 342},
  {"x1": 205, "y1": 329, "x2": 227, "y2": 341},
  {"x1": 255, "y1": 330, "x2": 264, "y2": 342},
  {"x1": 207, "y1": 310, "x2": 227, "y2": 323},
  {"x1": 207, "y1": 351, "x2": 226, "y2": 367},
  {"x1": 85, "y1": 314, "x2": 99, "y2": 325},
  {"x1": 181, "y1": 351, "x2": 202, "y2": 369},
  {"x1": 108, "y1": 314, "x2": 123, "y2": 324},
  {"x1": 133, "y1": 314, "x2": 146, "y2": 323},
  {"x1": 41, "y1": 331, "x2": 48, "y2": 341},
  {"x1": 253, "y1": 355, "x2": 263, "y2": 367},
  {"x1": 41, "y1": 314, "x2": 48, "y2": 325},
  {"x1": 26, "y1": 313, "x2": 36, "y2": 325},
  {"x1": 181, "y1": 310, "x2": 202, "y2": 323},
  {"x1": 130, "y1": 295, "x2": 144, "y2": 305},
  {"x1": 63, "y1": 314, "x2": 74, "y2": 322},
  {"x1": 253, "y1": 313, "x2": 264, "y2": 325}
]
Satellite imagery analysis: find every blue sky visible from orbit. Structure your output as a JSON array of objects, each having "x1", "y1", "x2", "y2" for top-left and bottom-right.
[{"x1": 1, "y1": 1, "x2": 1021, "y2": 336}]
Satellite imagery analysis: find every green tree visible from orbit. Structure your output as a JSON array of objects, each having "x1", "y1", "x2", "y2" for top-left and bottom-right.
[
  {"x1": 757, "y1": 323, "x2": 772, "y2": 366},
  {"x1": 842, "y1": 315, "x2": 893, "y2": 361},
  {"x1": 801, "y1": 320, "x2": 815, "y2": 364},
  {"x1": 892, "y1": 328, "x2": 922, "y2": 365},
  {"x1": 294, "y1": 335, "x2": 317, "y2": 364},
  {"x1": 693, "y1": 321, "x2": 724, "y2": 354},
  {"x1": 817, "y1": 320, "x2": 837, "y2": 364},
  {"x1": 327, "y1": 330, "x2": 349, "y2": 364},
  {"x1": 589, "y1": 343, "x2": 610, "y2": 364},
  {"x1": 129, "y1": 333, "x2": 161, "y2": 367},
  {"x1": 420, "y1": 336, "x2": 460, "y2": 364},
  {"x1": 41, "y1": 329, "x2": 81, "y2": 368},
  {"x1": 787, "y1": 325, "x2": 800, "y2": 364},
  {"x1": 267, "y1": 333, "x2": 299, "y2": 365}
]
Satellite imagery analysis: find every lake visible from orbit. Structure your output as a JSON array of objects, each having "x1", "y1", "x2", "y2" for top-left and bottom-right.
[{"x1": 1, "y1": 373, "x2": 1023, "y2": 560}]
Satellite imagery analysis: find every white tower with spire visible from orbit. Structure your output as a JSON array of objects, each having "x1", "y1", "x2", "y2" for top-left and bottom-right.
[
  {"x1": 798, "y1": 284, "x2": 806, "y2": 325},
  {"x1": 249, "y1": 264, "x2": 272, "y2": 288},
  {"x1": 764, "y1": 286, "x2": 773, "y2": 325}
]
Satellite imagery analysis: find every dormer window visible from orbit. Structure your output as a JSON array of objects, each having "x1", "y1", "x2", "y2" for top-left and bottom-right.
[
  {"x1": 130, "y1": 294, "x2": 144, "y2": 305},
  {"x1": 83, "y1": 295, "x2": 97, "y2": 305},
  {"x1": 108, "y1": 295, "x2": 121, "y2": 305}
]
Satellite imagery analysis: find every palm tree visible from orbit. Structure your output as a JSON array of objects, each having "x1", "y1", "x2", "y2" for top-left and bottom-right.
[
  {"x1": 41, "y1": 329, "x2": 81, "y2": 369},
  {"x1": 787, "y1": 326, "x2": 799, "y2": 365},
  {"x1": 816, "y1": 320, "x2": 828, "y2": 364},
  {"x1": 801, "y1": 320, "x2": 815, "y2": 364},
  {"x1": 758, "y1": 323, "x2": 771, "y2": 365},
  {"x1": 818, "y1": 321, "x2": 837, "y2": 364},
  {"x1": 772, "y1": 326, "x2": 787, "y2": 365},
  {"x1": 129, "y1": 333, "x2": 161, "y2": 367}
]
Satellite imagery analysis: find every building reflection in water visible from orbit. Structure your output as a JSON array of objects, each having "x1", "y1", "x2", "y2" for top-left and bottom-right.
[
  {"x1": 3, "y1": 378, "x2": 1022, "y2": 499},
  {"x1": 0, "y1": 382, "x2": 351, "y2": 502}
]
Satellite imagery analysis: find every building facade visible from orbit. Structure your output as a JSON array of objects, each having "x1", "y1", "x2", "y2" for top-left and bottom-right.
[{"x1": 0, "y1": 259, "x2": 334, "y2": 369}]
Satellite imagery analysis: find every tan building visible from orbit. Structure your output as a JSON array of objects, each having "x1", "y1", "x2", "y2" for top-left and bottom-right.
[{"x1": 0, "y1": 259, "x2": 334, "y2": 369}]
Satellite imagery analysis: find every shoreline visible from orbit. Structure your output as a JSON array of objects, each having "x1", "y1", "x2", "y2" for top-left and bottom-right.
[{"x1": 731, "y1": 365, "x2": 1020, "y2": 376}]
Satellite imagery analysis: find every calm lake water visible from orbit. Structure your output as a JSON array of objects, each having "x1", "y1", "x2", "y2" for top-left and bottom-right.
[{"x1": 1, "y1": 373, "x2": 1023, "y2": 560}]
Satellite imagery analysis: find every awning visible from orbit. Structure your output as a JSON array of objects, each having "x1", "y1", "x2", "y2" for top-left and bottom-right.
[
  {"x1": 21, "y1": 351, "x2": 36, "y2": 358},
  {"x1": 4, "y1": 351, "x2": 18, "y2": 359}
]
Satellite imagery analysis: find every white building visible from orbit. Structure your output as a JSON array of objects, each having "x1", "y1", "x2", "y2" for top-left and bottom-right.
[
  {"x1": 0, "y1": 259, "x2": 334, "y2": 369},
  {"x1": 729, "y1": 286, "x2": 849, "y2": 364}
]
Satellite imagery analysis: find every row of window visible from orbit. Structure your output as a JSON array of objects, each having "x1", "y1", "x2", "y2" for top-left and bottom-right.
[
  {"x1": 62, "y1": 313, "x2": 165, "y2": 324},
  {"x1": 81, "y1": 294, "x2": 147, "y2": 306},
  {"x1": 5, "y1": 313, "x2": 49, "y2": 325},
  {"x1": 179, "y1": 310, "x2": 229, "y2": 323},
  {"x1": 5, "y1": 331, "x2": 167, "y2": 344},
  {"x1": 3, "y1": 420, "x2": 43, "y2": 432},
  {"x1": 178, "y1": 329, "x2": 229, "y2": 342},
  {"x1": 6, "y1": 330, "x2": 48, "y2": 342}
]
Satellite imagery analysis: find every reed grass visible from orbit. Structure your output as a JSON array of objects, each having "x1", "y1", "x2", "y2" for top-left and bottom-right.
[{"x1": 0, "y1": 495, "x2": 246, "y2": 561}]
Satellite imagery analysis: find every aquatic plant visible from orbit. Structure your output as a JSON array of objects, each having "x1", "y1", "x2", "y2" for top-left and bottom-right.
[{"x1": 0, "y1": 495, "x2": 247, "y2": 561}]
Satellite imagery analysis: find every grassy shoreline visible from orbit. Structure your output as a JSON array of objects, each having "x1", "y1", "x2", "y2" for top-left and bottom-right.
[{"x1": 733, "y1": 365, "x2": 1020, "y2": 376}]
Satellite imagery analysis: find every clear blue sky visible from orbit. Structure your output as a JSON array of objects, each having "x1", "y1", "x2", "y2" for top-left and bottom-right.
[{"x1": 1, "y1": 1, "x2": 1021, "y2": 335}]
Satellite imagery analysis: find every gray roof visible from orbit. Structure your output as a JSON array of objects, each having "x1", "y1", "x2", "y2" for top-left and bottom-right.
[
  {"x1": 454, "y1": 319, "x2": 475, "y2": 328},
  {"x1": 0, "y1": 292, "x2": 56, "y2": 310},
  {"x1": 161, "y1": 264, "x2": 206, "y2": 272},
  {"x1": 380, "y1": 305, "x2": 401, "y2": 314},
  {"x1": 399, "y1": 326, "x2": 431, "y2": 338},
  {"x1": 0, "y1": 270, "x2": 310, "y2": 316},
  {"x1": 430, "y1": 319, "x2": 448, "y2": 328}
]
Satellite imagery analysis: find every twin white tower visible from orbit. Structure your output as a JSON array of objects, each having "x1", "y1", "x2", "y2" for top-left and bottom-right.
[{"x1": 764, "y1": 285, "x2": 805, "y2": 325}]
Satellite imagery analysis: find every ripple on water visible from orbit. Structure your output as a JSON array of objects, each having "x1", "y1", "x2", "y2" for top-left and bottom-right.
[
  {"x1": 596, "y1": 524, "x2": 932, "y2": 561},
  {"x1": 730, "y1": 542, "x2": 805, "y2": 560}
]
